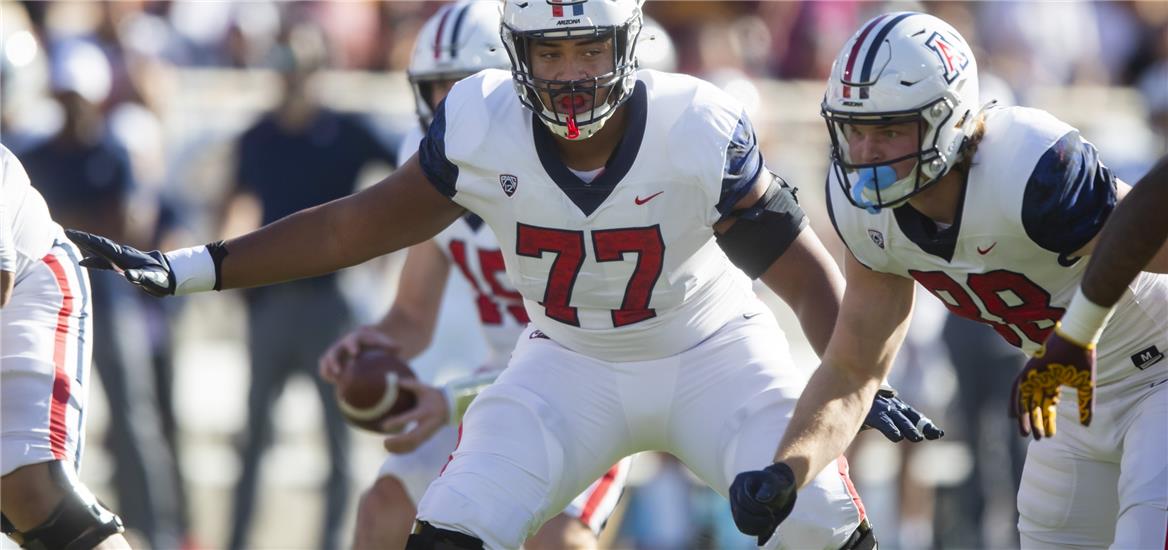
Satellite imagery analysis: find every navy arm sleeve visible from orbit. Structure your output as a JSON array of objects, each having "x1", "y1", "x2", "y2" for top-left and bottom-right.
[
  {"x1": 418, "y1": 99, "x2": 459, "y2": 198},
  {"x1": 1022, "y1": 131, "x2": 1117, "y2": 254},
  {"x1": 716, "y1": 114, "x2": 764, "y2": 216}
]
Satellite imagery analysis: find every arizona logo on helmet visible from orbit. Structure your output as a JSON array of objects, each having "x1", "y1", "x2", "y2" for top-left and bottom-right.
[
  {"x1": 925, "y1": 32, "x2": 969, "y2": 83},
  {"x1": 550, "y1": 0, "x2": 585, "y2": 18}
]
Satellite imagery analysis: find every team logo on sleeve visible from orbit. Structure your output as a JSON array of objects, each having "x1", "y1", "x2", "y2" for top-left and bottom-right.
[
  {"x1": 500, "y1": 174, "x2": 519, "y2": 197},
  {"x1": 868, "y1": 229, "x2": 885, "y2": 249},
  {"x1": 925, "y1": 32, "x2": 969, "y2": 83}
]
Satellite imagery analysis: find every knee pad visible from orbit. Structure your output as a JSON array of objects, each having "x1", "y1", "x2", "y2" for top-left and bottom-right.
[
  {"x1": 1, "y1": 462, "x2": 124, "y2": 550},
  {"x1": 406, "y1": 521, "x2": 484, "y2": 549}
]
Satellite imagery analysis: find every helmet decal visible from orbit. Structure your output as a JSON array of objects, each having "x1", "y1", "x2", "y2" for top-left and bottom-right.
[
  {"x1": 550, "y1": 0, "x2": 585, "y2": 18},
  {"x1": 925, "y1": 32, "x2": 970, "y2": 83}
]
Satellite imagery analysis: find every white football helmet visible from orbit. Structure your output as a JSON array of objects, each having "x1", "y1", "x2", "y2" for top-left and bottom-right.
[
  {"x1": 500, "y1": 0, "x2": 643, "y2": 140},
  {"x1": 822, "y1": 12, "x2": 980, "y2": 211},
  {"x1": 409, "y1": 1, "x2": 509, "y2": 129}
]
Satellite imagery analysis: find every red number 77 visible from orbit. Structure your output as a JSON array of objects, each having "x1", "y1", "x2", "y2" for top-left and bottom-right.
[{"x1": 516, "y1": 223, "x2": 664, "y2": 328}]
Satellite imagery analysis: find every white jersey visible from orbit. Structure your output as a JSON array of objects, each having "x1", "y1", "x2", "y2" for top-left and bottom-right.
[
  {"x1": 419, "y1": 69, "x2": 761, "y2": 361},
  {"x1": 401, "y1": 125, "x2": 528, "y2": 370},
  {"x1": 828, "y1": 106, "x2": 1167, "y2": 386},
  {"x1": 1, "y1": 145, "x2": 62, "y2": 278},
  {"x1": 431, "y1": 216, "x2": 528, "y2": 368}
]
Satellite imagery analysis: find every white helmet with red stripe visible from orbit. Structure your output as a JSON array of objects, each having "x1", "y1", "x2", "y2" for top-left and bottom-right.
[
  {"x1": 409, "y1": 1, "x2": 509, "y2": 129},
  {"x1": 500, "y1": 0, "x2": 643, "y2": 140},
  {"x1": 822, "y1": 12, "x2": 980, "y2": 210}
]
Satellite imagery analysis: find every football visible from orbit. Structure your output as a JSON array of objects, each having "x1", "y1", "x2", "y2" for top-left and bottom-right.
[{"x1": 334, "y1": 348, "x2": 418, "y2": 433}]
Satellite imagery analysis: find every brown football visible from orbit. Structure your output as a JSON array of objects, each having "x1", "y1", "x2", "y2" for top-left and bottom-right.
[{"x1": 335, "y1": 348, "x2": 417, "y2": 433}]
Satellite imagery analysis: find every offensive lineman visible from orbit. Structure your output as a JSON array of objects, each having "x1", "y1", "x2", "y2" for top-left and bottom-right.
[
  {"x1": 317, "y1": 3, "x2": 628, "y2": 548},
  {"x1": 729, "y1": 12, "x2": 1168, "y2": 549},
  {"x1": 67, "y1": 1, "x2": 940, "y2": 548},
  {"x1": 1, "y1": 145, "x2": 129, "y2": 549}
]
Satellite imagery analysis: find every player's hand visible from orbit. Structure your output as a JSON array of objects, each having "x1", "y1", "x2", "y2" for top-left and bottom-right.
[
  {"x1": 1010, "y1": 324, "x2": 1096, "y2": 440},
  {"x1": 379, "y1": 377, "x2": 448, "y2": 454},
  {"x1": 729, "y1": 462, "x2": 797, "y2": 546},
  {"x1": 318, "y1": 325, "x2": 400, "y2": 384},
  {"x1": 863, "y1": 386, "x2": 944, "y2": 442},
  {"x1": 66, "y1": 229, "x2": 174, "y2": 297}
]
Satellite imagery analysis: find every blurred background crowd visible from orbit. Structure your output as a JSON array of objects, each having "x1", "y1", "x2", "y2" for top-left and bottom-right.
[{"x1": 1, "y1": 1, "x2": 1165, "y2": 549}]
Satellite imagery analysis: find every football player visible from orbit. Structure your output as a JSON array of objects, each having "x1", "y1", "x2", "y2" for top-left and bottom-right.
[
  {"x1": 317, "y1": 3, "x2": 630, "y2": 548},
  {"x1": 66, "y1": 1, "x2": 941, "y2": 548},
  {"x1": 730, "y1": 12, "x2": 1168, "y2": 548},
  {"x1": 1, "y1": 145, "x2": 129, "y2": 549}
]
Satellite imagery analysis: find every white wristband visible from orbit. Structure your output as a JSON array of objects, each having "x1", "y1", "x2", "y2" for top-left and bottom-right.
[
  {"x1": 1057, "y1": 287, "x2": 1114, "y2": 347},
  {"x1": 165, "y1": 246, "x2": 217, "y2": 295}
]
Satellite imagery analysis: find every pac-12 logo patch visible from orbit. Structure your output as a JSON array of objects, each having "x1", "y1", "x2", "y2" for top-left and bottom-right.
[
  {"x1": 925, "y1": 31, "x2": 969, "y2": 83},
  {"x1": 500, "y1": 174, "x2": 518, "y2": 197},
  {"x1": 868, "y1": 229, "x2": 885, "y2": 249}
]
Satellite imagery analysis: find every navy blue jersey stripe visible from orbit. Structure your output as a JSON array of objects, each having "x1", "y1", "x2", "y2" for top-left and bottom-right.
[
  {"x1": 859, "y1": 12, "x2": 913, "y2": 84},
  {"x1": 717, "y1": 114, "x2": 764, "y2": 215},
  {"x1": 449, "y1": 3, "x2": 471, "y2": 59},
  {"x1": 419, "y1": 99, "x2": 459, "y2": 197},
  {"x1": 1022, "y1": 131, "x2": 1117, "y2": 254}
]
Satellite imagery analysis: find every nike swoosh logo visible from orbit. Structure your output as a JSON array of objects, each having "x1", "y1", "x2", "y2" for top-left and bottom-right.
[
  {"x1": 743, "y1": 312, "x2": 763, "y2": 319},
  {"x1": 976, "y1": 243, "x2": 997, "y2": 255},
  {"x1": 634, "y1": 191, "x2": 664, "y2": 205}
]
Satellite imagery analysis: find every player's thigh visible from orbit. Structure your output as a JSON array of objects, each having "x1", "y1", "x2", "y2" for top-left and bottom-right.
[
  {"x1": 416, "y1": 334, "x2": 628, "y2": 548},
  {"x1": 1114, "y1": 380, "x2": 1168, "y2": 549},
  {"x1": 670, "y1": 313, "x2": 861, "y2": 549},
  {"x1": 1017, "y1": 422, "x2": 1120, "y2": 549},
  {"x1": 2, "y1": 256, "x2": 90, "y2": 478},
  {"x1": 375, "y1": 424, "x2": 459, "y2": 506}
]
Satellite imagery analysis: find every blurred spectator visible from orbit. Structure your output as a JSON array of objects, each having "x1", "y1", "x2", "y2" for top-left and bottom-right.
[
  {"x1": 932, "y1": 316, "x2": 1027, "y2": 549},
  {"x1": 221, "y1": 24, "x2": 396, "y2": 550},
  {"x1": 19, "y1": 37, "x2": 187, "y2": 550},
  {"x1": 976, "y1": 1, "x2": 1108, "y2": 100}
]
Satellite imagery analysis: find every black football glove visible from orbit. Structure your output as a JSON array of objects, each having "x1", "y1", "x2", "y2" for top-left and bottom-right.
[
  {"x1": 729, "y1": 462, "x2": 797, "y2": 546},
  {"x1": 863, "y1": 385, "x2": 944, "y2": 442},
  {"x1": 66, "y1": 229, "x2": 175, "y2": 297}
]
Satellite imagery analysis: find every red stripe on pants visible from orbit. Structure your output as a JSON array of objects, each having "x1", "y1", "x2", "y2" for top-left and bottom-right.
[
  {"x1": 837, "y1": 455, "x2": 867, "y2": 522},
  {"x1": 579, "y1": 463, "x2": 620, "y2": 527},
  {"x1": 42, "y1": 253, "x2": 74, "y2": 460}
]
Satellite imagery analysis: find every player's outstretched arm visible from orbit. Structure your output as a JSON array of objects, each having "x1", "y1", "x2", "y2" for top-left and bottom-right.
[
  {"x1": 220, "y1": 155, "x2": 464, "y2": 289},
  {"x1": 1081, "y1": 155, "x2": 1168, "y2": 302},
  {"x1": 774, "y1": 252, "x2": 914, "y2": 482},
  {"x1": 730, "y1": 252, "x2": 914, "y2": 542},
  {"x1": 758, "y1": 226, "x2": 843, "y2": 357},
  {"x1": 1011, "y1": 155, "x2": 1168, "y2": 439},
  {"x1": 71, "y1": 155, "x2": 465, "y2": 296}
]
